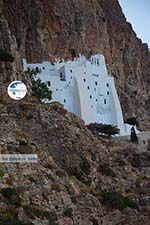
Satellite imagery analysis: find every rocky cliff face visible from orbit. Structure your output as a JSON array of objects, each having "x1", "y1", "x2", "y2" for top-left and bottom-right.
[
  {"x1": 1, "y1": 0, "x2": 150, "y2": 129},
  {"x1": 0, "y1": 1, "x2": 150, "y2": 225},
  {"x1": 0, "y1": 102, "x2": 149, "y2": 225}
]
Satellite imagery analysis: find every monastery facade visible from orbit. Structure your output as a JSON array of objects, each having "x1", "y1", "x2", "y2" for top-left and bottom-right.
[{"x1": 23, "y1": 54, "x2": 135, "y2": 136}]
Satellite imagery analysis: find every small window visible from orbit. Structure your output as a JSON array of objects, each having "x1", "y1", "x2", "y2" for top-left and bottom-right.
[
  {"x1": 70, "y1": 70, "x2": 72, "y2": 73},
  {"x1": 47, "y1": 81, "x2": 51, "y2": 87},
  {"x1": 84, "y1": 72, "x2": 86, "y2": 74},
  {"x1": 107, "y1": 91, "x2": 109, "y2": 95},
  {"x1": 143, "y1": 140, "x2": 145, "y2": 144},
  {"x1": 90, "y1": 95, "x2": 92, "y2": 99},
  {"x1": 64, "y1": 99, "x2": 66, "y2": 103},
  {"x1": 96, "y1": 99, "x2": 98, "y2": 102},
  {"x1": 56, "y1": 89, "x2": 58, "y2": 91},
  {"x1": 60, "y1": 72, "x2": 66, "y2": 81},
  {"x1": 87, "y1": 86, "x2": 90, "y2": 90},
  {"x1": 106, "y1": 83, "x2": 109, "y2": 87},
  {"x1": 43, "y1": 67, "x2": 45, "y2": 70},
  {"x1": 91, "y1": 105, "x2": 93, "y2": 108},
  {"x1": 97, "y1": 59, "x2": 99, "y2": 65},
  {"x1": 94, "y1": 88, "x2": 96, "y2": 91},
  {"x1": 83, "y1": 79, "x2": 86, "y2": 82},
  {"x1": 95, "y1": 81, "x2": 98, "y2": 86},
  {"x1": 70, "y1": 76, "x2": 72, "y2": 79},
  {"x1": 104, "y1": 99, "x2": 106, "y2": 104}
]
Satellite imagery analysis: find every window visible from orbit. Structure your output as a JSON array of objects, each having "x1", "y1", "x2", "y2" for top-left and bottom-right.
[
  {"x1": 47, "y1": 81, "x2": 51, "y2": 87},
  {"x1": 70, "y1": 69, "x2": 72, "y2": 73},
  {"x1": 97, "y1": 59, "x2": 99, "y2": 65},
  {"x1": 91, "y1": 105, "x2": 93, "y2": 108},
  {"x1": 106, "y1": 83, "x2": 109, "y2": 87},
  {"x1": 96, "y1": 99, "x2": 98, "y2": 102},
  {"x1": 70, "y1": 76, "x2": 72, "y2": 79},
  {"x1": 95, "y1": 81, "x2": 98, "y2": 86},
  {"x1": 43, "y1": 67, "x2": 45, "y2": 70},
  {"x1": 83, "y1": 79, "x2": 86, "y2": 82},
  {"x1": 56, "y1": 89, "x2": 58, "y2": 91},
  {"x1": 87, "y1": 86, "x2": 90, "y2": 90},
  {"x1": 104, "y1": 99, "x2": 106, "y2": 104},
  {"x1": 94, "y1": 88, "x2": 96, "y2": 91},
  {"x1": 107, "y1": 91, "x2": 109, "y2": 95},
  {"x1": 84, "y1": 72, "x2": 86, "y2": 74},
  {"x1": 64, "y1": 99, "x2": 66, "y2": 103},
  {"x1": 90, "y1": 95, "x2": 92, "y2": 99},
  {"x1": 60, "y1": 72, "x2": 66, "y2": 81}
]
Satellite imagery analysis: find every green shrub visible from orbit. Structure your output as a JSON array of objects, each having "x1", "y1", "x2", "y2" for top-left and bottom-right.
[
  {"x1": 63, "y1": 208, "x2": 73, "y2": 217},
  {"x1": 0, "y1": 213, "x2": 34, "y2": 225},
  {"x1": 79, "y1": 157, "x2": 91, "y2": 175},
  {"x1": 23, "y1": 206, "x2": 57, "y2": 224},
  {"x1": 1, "y1": 188, "x2": 21, "y2": 206},
  {"x1": 128, "y1": 154, "x2": 141, "y2": 168},
  {"x1": 0, "y1": 49, "x2": 14, "y2": 62},
  {"x1": 69, "y1": 48, "x2": 76, "y2": 59},
  {"x1": 86, "y1": 123, "x2": 120, "y2": 137},
  {"x1": 0, "y1": 168, "x2": 5, "y2": 178},
  {"x1": 117, "y1": 159, "x2": 125, "y2": 167},
  {"x1": 25, "y1": 68, "x2": 52, "y2": 103},
  {"x1": 68, "y1": 167, "x2": 91, "y2": 186},
  {"x1": 19, "y1": 140, "x2": 27, "y2": 146},
  {"x1": 90, "y1": 218, "x2": 99, "y2": 225},
  {"x1": 101, "y1": 191, "x2": 138, "y2": 210},
  {"x1": 130, "y1": 127, "x2": 138, "y2": 143},
  {"x1": 99, "y1": 163, "x2": 116, "y2": 177}
]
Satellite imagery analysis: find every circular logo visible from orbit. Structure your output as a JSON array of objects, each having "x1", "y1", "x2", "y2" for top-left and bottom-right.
[{"x1": 7, "y1": 81, "x2": 27, "y2": 100}]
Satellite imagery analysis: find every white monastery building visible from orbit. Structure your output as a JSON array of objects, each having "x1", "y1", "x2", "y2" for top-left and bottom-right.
[{"x1": 23, "y1": 54, "x2": 135, "y2": 136}]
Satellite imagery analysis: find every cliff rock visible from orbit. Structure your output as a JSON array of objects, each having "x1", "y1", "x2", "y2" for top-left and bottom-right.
[{"x1": 0, "y1": 0, "x2": 150, "y2": 129}]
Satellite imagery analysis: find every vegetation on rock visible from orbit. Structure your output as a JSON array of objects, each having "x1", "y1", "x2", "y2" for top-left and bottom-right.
[
  {"x1": 99, "y1": 162, "x2": 116, "y2": 177},
  {"x1": 130, "y1": 127, "x2": 138, "y2": 143},
  {"x1": 1, "y1": 188, "x2": 21, "y2": 207},
  {"x1": 101, "y1": 191, "x2": 138, "y2": 210},
  {"x1": 86, "y1": 123, "x2": 120, "y2": 136},
  {"x1": 25, "y1": 68, "x2": 52, "y2": 103}
]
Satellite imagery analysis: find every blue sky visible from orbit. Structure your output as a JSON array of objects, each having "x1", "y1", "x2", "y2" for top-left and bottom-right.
[{"x1": 118, "y1": 0, "x2": 150, "y2": 46}]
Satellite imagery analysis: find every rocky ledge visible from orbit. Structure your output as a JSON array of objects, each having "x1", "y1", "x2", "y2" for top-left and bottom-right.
[{"x1": 0, "y1": 102, "x2": 149, "y2": 225}]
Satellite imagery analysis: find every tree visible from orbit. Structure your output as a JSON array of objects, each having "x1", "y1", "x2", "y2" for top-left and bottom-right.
[
  {"x1": 125, "y1": 117, "x2": 139, "y2": 127},
  {"x1": 130, "y1": 126, "x2": 138, "y2": 143},
  {"x1": 25, "y1": 68, "x2": 52, "y2": 103},
  {"x1": 86, "y1": 123, "x2": 120, "y2": 137},
  {"x1": 69, "y1": 48, "x2": 76, "y2": 60}
]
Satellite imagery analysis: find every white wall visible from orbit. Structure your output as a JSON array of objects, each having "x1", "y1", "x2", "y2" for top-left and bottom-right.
[{"x1": 22, "y1": 54, "x2": 134, "y2": 136}]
